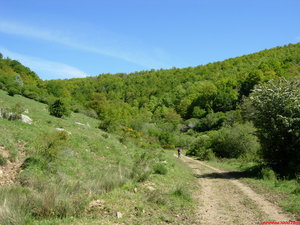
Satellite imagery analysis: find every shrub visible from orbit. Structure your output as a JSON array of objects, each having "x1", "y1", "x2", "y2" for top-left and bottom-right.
[
  {"x1": 29, "y1": 131, "x2": 69, "y2": 172},
  {"x1": 49, "y1": 99, "x2": 70, "y2": 118},
  {"x1": 196, "y1": 148, "x2": 216, "y2": 160},
  {"x1": 82, "y1": 108, "x2": 98, "y2": 119},
  {"x1": 0, "y1": 103, "x2": 25, "y2": 121},
  {"x1": 153, "y1": 163, "x2": 167, "y2": 175},
  {"x1": 101, "y1": 133, "x2": 109, "y2": 139},
  {"x1": 260, "y1": 167, "x2": 277, "y2": 181},
  {"x1": 7, "y1": 86, "x2": 21, "y2": 96},
  {"x1": 22, "y1": 89, "x2": 39, "y2": 100},
  {"x1": 98, "y1": 119, "x2": 117, "y2": 132},
  {"x1": 131, "y1": 151, "x2": 154, "y2": 182},
  {"x1": 171, "y1": 186, "x2": 192, "y2": 201},
  {"x1": 10, "y1": 103, "x2": 25, "y2": 120},
  {"x1": 71, "y1": 105, "x2": 82, "y2": 113},
  {"x1": 147, "y1": 190, "x2": 167, "y2": 205},
  {"x1": 156, "y1": 131, "x2": 176, "y2": 146},
  {"x1": 39, "y1": 131, "x2": 68, "y2": 161},
  {"x1": 210, "y1": 122, "x2": 260, "y2": 158},
  {"x1": 249, "y1": 79, "x2": 300, "y2": 177},
  {"x1": 186, "y1": 135, "x2": 214, "y2": 160},
  {"x1": 0, "y1": 81, "x2": 5, "y2": 90},
  {"x1": 147, "y1": 127, "x2": 173, "y2": 146}
]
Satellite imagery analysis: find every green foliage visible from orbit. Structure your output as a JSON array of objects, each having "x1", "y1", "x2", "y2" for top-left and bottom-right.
[
  {"x1": 0, "y1": 56, "x2": 46, "y2": 102},
  {"x1": 2, "y1": 44, "x2": 300, "y2": 151},
  {"x1": 0, "y1": 90, "x2": 197, "y2": 224},
  {"x1": 81, "y1": 108, "x2": 98, "y2": 119},
  {"x1": 172, "y1": 186, "x2": 192, "y2": 201},
  {"x1": 249, "y1": 79, "x2": 300, "y2": 177},
  {"x1": 153, "y1": 163, "x2": 168, "y2": 175},
  {"x1": 260, "y1": 167, "x2": 277, "y2": 181},
  {"x1": 0, "y1": 103, "x2": 25, "y2": 121},
  {"x1": 147, "y1": 190, "x2": 167, "y2": 205},
  {"x1": 210, "y1": 123, "x2": 259, "y2": 158},
  {"x1": 38, "y1": 131, "x2": 69, "y2": 161},
  {"x1": 23, "y1": 131, "x2": 70, "y2": 172},
  {"x1": 186, "y1": 81, "x2": 218, "y2": 118},
  {"x1": 87, "y1": 92, "x2": 107, "y2": 117},
  {"x1": 195, "y1": 112, "x2": 227, "y2": 132},
  {"x1": 196, "y1": 148, "x2": 216, "y2": 160},
  {"x1": 130, "y1": 151, "x2": 154, "y2": 182},
  {"x1": 187, "y1": 135, "x2": 214, "y2": 160},
  {"x1": 10, "y1": 103, "x2": 25, "y2": 119},
  {"x1": 154, "y1": 107, "x2": 182, "y2": 125},
  {"x1": 49, "y1": 99, "x2": 70, "y2": 118},
  {"x1": 147, "y1": 127, "x2": 176, "y2": 146},
  {"x1": 2, "y1": 43, "x2": 300, "y2": 124},
  {"x1": 7, "y1": 86, "x2": 21, "y2": 96},
  {"x1": 213, "y1": 79, "x2": 239, "y2": 112},
  {"x1": 239, "y1": 70, "x2": 263, "y2": 97},
  {"x1": 1, "y1": 43, "x2": 300, "y2": 175},
  {"x1": 98, "y1": 119, "x2": 116, "y2": 132},
  {"x1": 187, "y1": 123, "x2": 259, "y2": 160}
]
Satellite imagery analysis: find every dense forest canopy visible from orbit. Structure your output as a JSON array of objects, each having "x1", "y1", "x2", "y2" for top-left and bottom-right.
[
  {"x1": 44, "y1": 43, "x2": 300, "y2": 123},
  {"x1": 1, "y1": 43, "x2": 300, "y2": 116}
]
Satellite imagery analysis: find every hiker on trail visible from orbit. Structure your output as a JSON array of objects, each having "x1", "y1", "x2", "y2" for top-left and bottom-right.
[{"x1": 177, "y1": 147, "x2": 182, "y2": 158}]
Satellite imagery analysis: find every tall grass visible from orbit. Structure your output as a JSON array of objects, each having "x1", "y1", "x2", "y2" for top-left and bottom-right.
[{"x1": 0, "y1": 91, "x2": 196, "y2": 224}]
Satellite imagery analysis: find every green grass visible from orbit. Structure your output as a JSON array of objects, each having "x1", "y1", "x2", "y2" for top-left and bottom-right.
[
  {"x1": 206, "y1": 158, "x2": 300, "y2": 220},
  {"x1": 0, "y1": 90, "x2": 198, "y2": 224}
]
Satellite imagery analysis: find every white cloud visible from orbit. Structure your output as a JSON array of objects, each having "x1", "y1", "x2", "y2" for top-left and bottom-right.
[
  {"x1": 0, "y1": 20, "x2": 170, "y2": 69},
  {"x1": 0, "y1": 47, "x2": 88, "y2": 80}
]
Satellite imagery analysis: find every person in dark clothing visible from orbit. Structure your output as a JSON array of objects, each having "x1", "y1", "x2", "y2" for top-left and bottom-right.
[{"x1": 177, "y1": 147, "x2": 182, "y2": 158}]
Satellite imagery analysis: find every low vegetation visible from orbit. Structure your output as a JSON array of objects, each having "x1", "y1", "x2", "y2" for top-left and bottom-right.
[{"x1": 0, "y1": 90, "x2": 197, "y2": 224}]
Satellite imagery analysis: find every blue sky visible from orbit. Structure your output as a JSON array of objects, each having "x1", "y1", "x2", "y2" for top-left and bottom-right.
[{"x1": 0, "y1": 0, "x2": 299, "y2": 80}]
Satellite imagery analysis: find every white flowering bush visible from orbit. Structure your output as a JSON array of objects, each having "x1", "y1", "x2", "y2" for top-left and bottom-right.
[{"x1": 249, "y1": 79, "x2": 300, "y2": 177}]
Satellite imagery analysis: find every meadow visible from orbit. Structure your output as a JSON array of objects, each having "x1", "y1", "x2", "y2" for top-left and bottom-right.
[{"x1": 0, "y1": 90, "x2": 197, "y2": 225}]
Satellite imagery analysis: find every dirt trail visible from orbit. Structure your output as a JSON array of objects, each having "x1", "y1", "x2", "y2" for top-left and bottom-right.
[{"x1": 181, "y1": 155, "x2": 292, "y2": 225}]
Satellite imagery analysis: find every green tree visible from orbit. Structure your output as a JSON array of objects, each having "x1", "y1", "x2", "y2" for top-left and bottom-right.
[
  {"x1": 249, "y1": 79, "x2": 300, "y2": 177},
  {"x1": 239, "y1": 70, "x2": 263, "y2": 97},
  {"x1": 49, "y1": 99, "x2": 70, "y2": 118}
]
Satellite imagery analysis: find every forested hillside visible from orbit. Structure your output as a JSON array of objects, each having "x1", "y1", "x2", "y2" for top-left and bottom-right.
[
  {"x1": 0, "y1": 53, "x2": 48, "y2": 101},
  {"x1": 43, "y1": 43, "x2": 300, "y2": 130},
  {"x1": 1, "y1": 43, "x2": 300, "y2": 178},
  {"x1": 2, "y1": 43, "x2": 300, "y2": 124}
]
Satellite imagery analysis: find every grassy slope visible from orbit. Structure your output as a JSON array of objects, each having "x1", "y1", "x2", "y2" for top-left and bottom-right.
[
  {"x1": 0, "y1": 90, "x2": 197, "y2": 225},
  {"x1": 205, "y1": 159, "x2": 300, "y2": 220}
]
